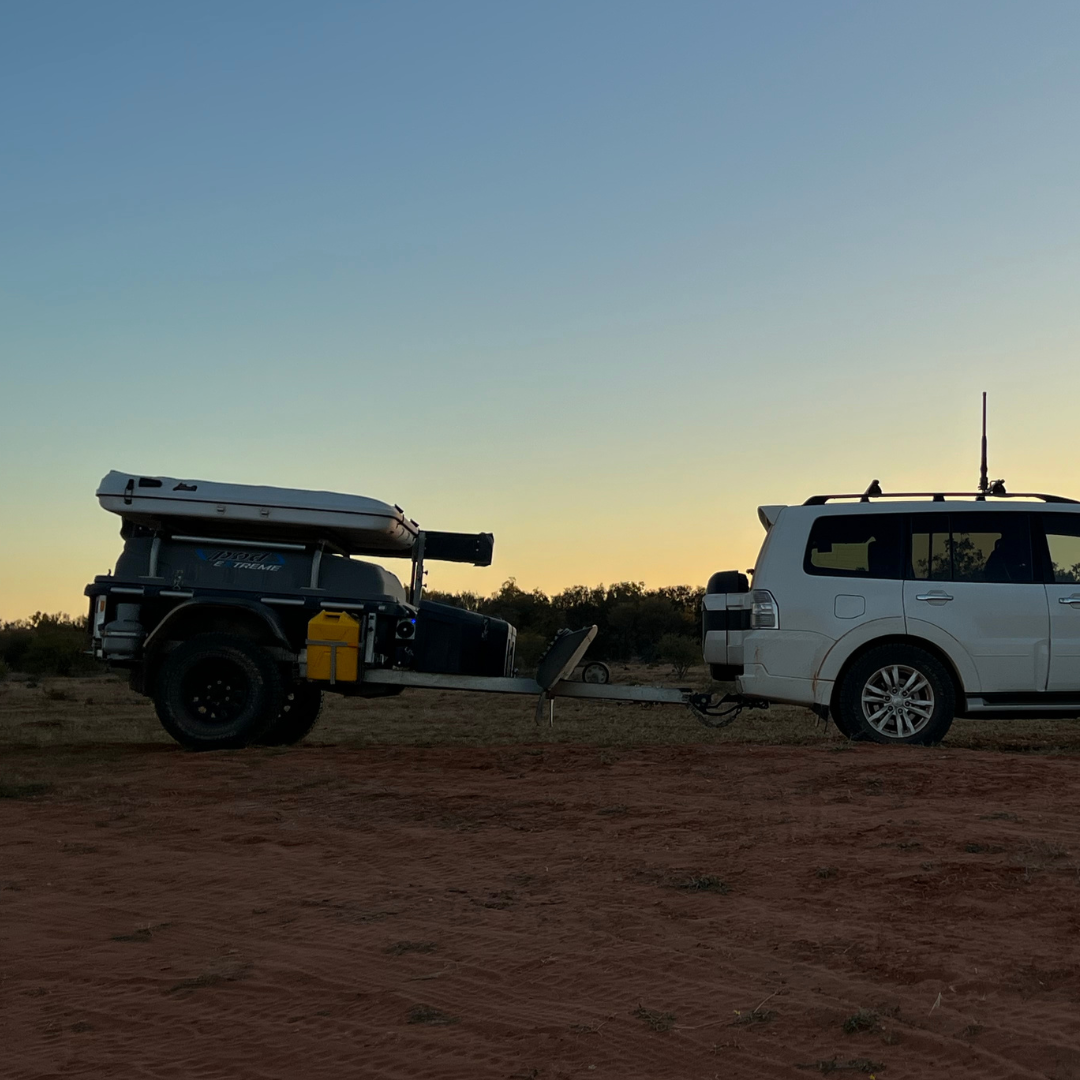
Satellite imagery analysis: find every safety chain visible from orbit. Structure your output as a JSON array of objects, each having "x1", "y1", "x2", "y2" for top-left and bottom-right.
[{"x1": 688, "y1": 692, "x2": 771, "y2": 730}]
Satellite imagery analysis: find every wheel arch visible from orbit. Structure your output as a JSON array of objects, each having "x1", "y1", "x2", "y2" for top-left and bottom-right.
[
  {"x1": 828, "y1": 634, "x2": 965, "y2": 717},
  {"x1": 144, "y1": 599, "x2": 293, "y2": 655}
]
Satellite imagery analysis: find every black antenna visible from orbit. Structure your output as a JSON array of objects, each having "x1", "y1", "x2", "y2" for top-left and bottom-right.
[
  {"x1": 978, "y1": 393, "x2": 1008, "y2": 498},
  {"x1": 978, "y1": 391, "x2": 988, "y2": 497}
]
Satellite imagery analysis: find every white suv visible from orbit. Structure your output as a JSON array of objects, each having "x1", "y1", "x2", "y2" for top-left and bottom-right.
[{"x1": 702, "y1": 487, "x2": 1080, "y2": 744}]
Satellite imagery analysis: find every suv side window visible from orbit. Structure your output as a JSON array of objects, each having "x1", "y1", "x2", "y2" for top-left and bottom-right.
[
  {"x1": 804, "y1": 514, "x2": 902, "y2": 579},
  {"x1": 909, "y1": 513, "x2": 1033, "y2": 583},
  {"x1": 1041, "y1": 513, "x2": 1080, "y2": 584}
]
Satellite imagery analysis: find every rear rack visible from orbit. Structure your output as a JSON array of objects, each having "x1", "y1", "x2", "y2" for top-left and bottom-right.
[{"x1": 804, "y1": 480, "x2": 1078, "y2": 506}]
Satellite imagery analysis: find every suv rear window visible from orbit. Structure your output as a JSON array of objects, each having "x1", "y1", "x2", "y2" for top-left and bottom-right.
[
  {"x1": 804, "y1": 514, "x2": 903, "y2": 579},
  {"x1": 909, "y1": 512, "x2": 1033, "y2": 583}
]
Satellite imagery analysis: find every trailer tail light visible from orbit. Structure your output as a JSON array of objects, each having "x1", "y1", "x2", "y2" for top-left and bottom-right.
[
  {"x1": 93, "y1": 596, "x2": 107, "y2": 638},
  {"x1": 750, "y1": 590, "x2": 779, "y2": 629}
]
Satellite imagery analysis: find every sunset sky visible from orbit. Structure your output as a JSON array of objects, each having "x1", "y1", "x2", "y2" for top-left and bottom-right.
[{"x1": 2, "y1": 1, "x2": 1079, "y2": 620}]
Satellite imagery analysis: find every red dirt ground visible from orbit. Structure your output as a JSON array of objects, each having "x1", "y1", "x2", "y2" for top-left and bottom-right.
[{"x1": 3, "y1": 741, "x2": 1080, "y2": 1079}]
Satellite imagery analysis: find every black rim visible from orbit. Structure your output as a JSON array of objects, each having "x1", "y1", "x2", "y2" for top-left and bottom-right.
[{"x1": 179, "y1": 657, "x2": 250, "y2": 726}]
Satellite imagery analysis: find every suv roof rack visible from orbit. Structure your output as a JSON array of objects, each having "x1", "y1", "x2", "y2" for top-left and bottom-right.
[{"x1": 804, "y1": 480, "x2": 1078, "y2": 506}]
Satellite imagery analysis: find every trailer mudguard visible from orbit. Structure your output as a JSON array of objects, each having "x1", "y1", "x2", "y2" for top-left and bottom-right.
[{"x1": 143, "y1": 597, "x2": 293, "y2": 653}]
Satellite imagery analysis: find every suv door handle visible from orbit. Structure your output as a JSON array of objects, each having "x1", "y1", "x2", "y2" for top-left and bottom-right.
[
  {"x1": 916, "y1": 592, "x2": 954, "y2": 603},
  {"x1": 1059, "y1": 596, "x2": 1080, "y2": 606}
]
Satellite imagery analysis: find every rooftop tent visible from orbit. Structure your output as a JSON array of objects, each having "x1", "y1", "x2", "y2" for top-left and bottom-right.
[{"x1": 96, "y1": 471, "x2": 419, "y2": 555}]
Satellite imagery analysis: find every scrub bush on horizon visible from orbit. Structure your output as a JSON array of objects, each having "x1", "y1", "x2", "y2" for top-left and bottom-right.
[
  {"x1": 0, "y1": 612, "x2": 101, "y2": 677},
  {"x1": 427, "y1": 579, "x2": 704, "y2": 663}
]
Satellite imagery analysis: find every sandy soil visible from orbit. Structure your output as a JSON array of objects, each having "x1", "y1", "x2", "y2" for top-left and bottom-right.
[{"x1": 3, "y1": 677, "x2": 1080, "y2": 1079}]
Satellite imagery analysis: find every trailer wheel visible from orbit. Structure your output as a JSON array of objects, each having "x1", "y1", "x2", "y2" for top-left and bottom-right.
[
  {"x1": 259, "y1": 683, "x2": 323, "y2": 746},
  {"x1": 836, "y1": 644, "x2": 955, "y2": 745},
  {"x1": 581, "y1": 661, "x2": 611, "y2": 685},
  {"x1": 154, "y1": 634, "x2": 282, "y2": 751}
]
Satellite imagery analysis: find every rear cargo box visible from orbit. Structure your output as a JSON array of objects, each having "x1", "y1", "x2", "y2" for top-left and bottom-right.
[{"x1": 412, "y1": 601, "x2": 516, "y2": 678}]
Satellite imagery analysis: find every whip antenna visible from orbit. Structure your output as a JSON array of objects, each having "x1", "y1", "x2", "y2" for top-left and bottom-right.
[
  {"x1": 979, "y1": 391, "x2": 988, "y2": 495},
  {"x1": 978, "y1": 392, "x2": 1007, "y2": 497}
]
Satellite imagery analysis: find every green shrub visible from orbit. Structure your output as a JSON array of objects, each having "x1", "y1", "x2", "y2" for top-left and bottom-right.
[
  {"x1": 427, "y1": 579, "x2": 703, "y2": 662},
  {"x1": 0, "y1": 613, "x2": 100, "y2": 678},
  {"x1": 657, "y1": 633, "x2": 700, "y2": 679},
  {"x1": 513, "y1": 631, "x2": 549, "y2": 671}
]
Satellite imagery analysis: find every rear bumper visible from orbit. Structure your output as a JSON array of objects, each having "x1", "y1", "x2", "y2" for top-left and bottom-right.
[
  {"x1": 735, "y1": 629, "x2": 835, "y2": 707},
  {"x1": 737, "y1": 665, "x2": 833, "y2": 708}
]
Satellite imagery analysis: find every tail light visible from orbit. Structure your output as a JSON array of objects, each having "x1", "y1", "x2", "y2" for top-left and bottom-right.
[{"x1": 750, "y1": 590, "x2": 779, "y2": 629}]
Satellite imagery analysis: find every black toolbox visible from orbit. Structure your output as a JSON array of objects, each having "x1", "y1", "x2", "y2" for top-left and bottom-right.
[{"x1": 412, "y1": 601, "x2": 516, "y2": 678}]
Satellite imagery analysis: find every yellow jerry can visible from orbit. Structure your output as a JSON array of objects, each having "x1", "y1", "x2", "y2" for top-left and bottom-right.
[{"x1": 306, "y1": 610, "x2": 361, "y2": 683}]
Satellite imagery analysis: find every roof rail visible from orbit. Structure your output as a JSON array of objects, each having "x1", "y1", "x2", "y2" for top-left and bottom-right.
[{"x1": 804, "y1": 491, "x2": 1079, "y2": 506}]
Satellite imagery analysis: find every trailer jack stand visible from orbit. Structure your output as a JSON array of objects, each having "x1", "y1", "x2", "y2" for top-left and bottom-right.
[
  {"x1": 688, "y1": 693, "x2": 770, "y2": 730},
  {"x1": 534, "y1": 693, "x2": 555, "y2": 728}
]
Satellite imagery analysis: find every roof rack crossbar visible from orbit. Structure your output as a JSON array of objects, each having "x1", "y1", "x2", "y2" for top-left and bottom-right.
[{"x1": 803, "y1": 492, "x2": 1079, "y2": 506}]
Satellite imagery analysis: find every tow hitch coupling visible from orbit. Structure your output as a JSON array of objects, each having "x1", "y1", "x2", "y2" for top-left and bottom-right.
[{"x1": 688, "y1": 693, "x2": 770, "y2": 729}]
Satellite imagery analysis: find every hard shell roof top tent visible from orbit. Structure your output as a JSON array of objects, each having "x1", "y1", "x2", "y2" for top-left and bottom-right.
[
  {"x1": 96, "y1": 471, "x2": 495, "y2": 603},
  {"x1": 97, "y1": 470, "x2": 420, "y2": 553}
]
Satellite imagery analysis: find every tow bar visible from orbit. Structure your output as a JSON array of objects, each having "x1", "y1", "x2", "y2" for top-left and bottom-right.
[
  {"x1": 688, "y1": 692, "x2": 770, "y2": 730},
  {"x1": 356, "y1": 625, "x2": 772, "y2": 732}
]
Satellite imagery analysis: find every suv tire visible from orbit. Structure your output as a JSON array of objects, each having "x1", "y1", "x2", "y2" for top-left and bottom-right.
[
  {"x1": 837, "y1": 644, "x2": 955, "y2": 745},
  {"x1": 154, "y1": 633, "x2": 282, "y2": 751},
  {"x1": 259, "y1": 683, "x2": 323, "y2": 746}
]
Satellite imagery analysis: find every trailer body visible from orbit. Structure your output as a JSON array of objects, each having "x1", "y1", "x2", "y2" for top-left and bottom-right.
[{"x1": 87, "y1": 472, "x2": 725, "y2": 750}]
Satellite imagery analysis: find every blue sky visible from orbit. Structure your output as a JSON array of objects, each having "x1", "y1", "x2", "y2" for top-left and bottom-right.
[{"x1": 2, "y1": 1, "x2": 1079, "y2": 618}]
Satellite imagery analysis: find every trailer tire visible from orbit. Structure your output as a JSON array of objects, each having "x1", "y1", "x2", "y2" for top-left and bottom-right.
[
  {"x1": 259, "y1": 683, "x2": 323, "y2": 746},
  {"x1": 154, "y1": 633, "x2": 282, "y2": 751},
  {"x1": 581, "y1": 661, "x2": 610, "y2": 685},
  {"x1": 836, "y1": 644, "x2": 955, "y2": 745}
]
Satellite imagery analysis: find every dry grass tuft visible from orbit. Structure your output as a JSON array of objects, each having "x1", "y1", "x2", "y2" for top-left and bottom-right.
[
  {"x1": 633, "y1": 1004, "x2": 676, "y2": 1032},
  {"x1": 733, "y1": 1008, "x2": 777, "y2": 1026},
  {"x1": 166, "y1": 959, "x2": 250, "y2": 995},
  {"x1": 407, "y1": 1004, "x2": 458, "y2": 1025},
  {"x1": 670, "y1": 874, "x2": 730, "y2": 893},
  {"x1": 842, "y1": 1008, "x2": 880, "y2": 1034},
  {"x1": 111, "y1": 922, "x2": 169, "y2": 943},
  {"x1": 386, "y1": 941, "x2": 437, "y2": 955},
  {"x1": 797, "y1": 1058, "x2": 884, "y2": 1074},
  {"x1": 0, "y1": 781, "x2": 52, "y2": 799}
]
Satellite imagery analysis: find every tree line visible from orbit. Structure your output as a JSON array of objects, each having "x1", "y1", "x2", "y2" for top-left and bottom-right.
[
  {"x1": 0, "y1": 613, "x2": 98, "y2": 679},
  {"x1": 427, "y1": 579, "x2": 704, "y2": 668},
  {"x1": 1, "y1": 581, "x2": 706, "y2": 678}
]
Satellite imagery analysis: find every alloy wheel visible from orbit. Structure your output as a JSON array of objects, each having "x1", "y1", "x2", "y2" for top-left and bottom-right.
[{"x1": 860, "y1": 664, "x2": 935, "y2": 739}]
